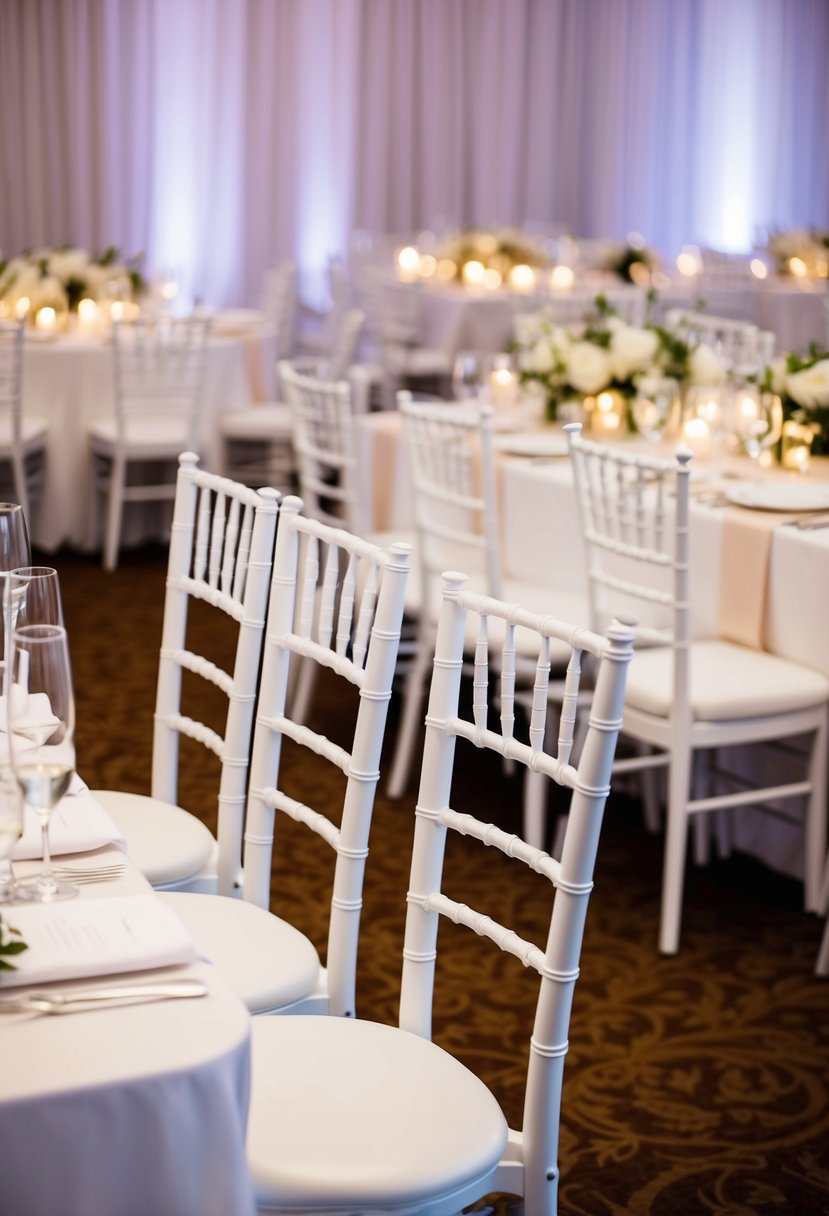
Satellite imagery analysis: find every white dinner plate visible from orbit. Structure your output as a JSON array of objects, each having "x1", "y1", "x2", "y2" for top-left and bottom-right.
[
  {"x1": 725, "y1": 483, "x2": 829, "y2": 512},
  {"x1": 494, "y1": 432, "x2": 570, "y2": 458}
]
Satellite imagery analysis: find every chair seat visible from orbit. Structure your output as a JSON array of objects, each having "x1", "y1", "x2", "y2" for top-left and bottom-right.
[
  {"x1": 626, "y1": 639, "x2": 829, "y2": 720},
  {"x1": 88, "y1": 415, "x2": 194, "y2": 455},
  {"x1": 157, "y1": 892, "x2": 321, "y2": 1013},
  {"x1": 220, "y1": 402, "x2": 293, "y2": 441},
  {"x1": 248, "y1": 1015, "x2": 508, "y2": 1213},
  {"x1": 0, "y1": 416, "x2": 49, "y2": 450},
  {"x1": 91, "y1": 790, "x2": 218, "y2": 888}
]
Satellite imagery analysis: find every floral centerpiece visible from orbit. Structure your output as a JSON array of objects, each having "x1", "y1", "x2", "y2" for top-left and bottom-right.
[
  {"x1": 767, "y1": 228, "x2": 829, "y2": 278},
  {"x1": 0, "y1": 911, "x2": 26, "y2": 971},
  {"x1": 763, "y1": 344, "x2": 829, "y2": 455},
  {"x1": 432, "y1": 226, "x2": 550, "y2": 283},
  {"x1": 598, "y1": 239, "x2": 660, "y2": 285},
  {"x1": 515, "y1": 295, "x2": 726, "y2": 424},
  {"x1": 0, "y1": 245, "x2": 145, "y2": 321}
]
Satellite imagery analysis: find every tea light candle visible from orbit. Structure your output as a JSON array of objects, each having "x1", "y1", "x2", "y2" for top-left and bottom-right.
[
  {"x1": 592, "y1": 390, "x2": 625, "y2": 434},
  {"x1": 396, "y1": 245, "x2": 421, "y2": 282},
  {"x1": 110, "y1": 300, "x2": 125, "y2": 322},
  {"x1": 509, "y1": 264, "x2": 536, "y2": 293},
  {"x1": 550, "y1": 265, "x2": 574, "y2": 291},
  {"x1": 35, "y1": 306, "x2": 56, "y2": 332},
  {"x1": 781, "y1": 419, "x2": 815, "y2": 472},
  {"x1": 77, "y1": 297, "x2": 99, "y2": 334},
  {"x1": 15, "y1": 296, "x2": 30, "y2": 320},
  {"x1": 488, "y1": 357, "x2": 518, "y2": 408},
  {"x1": 462, "y1": 260, "x2": 485, "y2": 287},
  {"x1": 682, "y1": 416, "x2": 712, "y2": 460}
]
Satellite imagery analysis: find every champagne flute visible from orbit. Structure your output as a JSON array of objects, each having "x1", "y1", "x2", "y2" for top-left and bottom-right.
[
  {"x1": 452, "y1": 351, "x2": 491, "y2": 400},
  {"x1": 731, "y1": 386, "x2": 783, "y2": 471},
  {"x1": 632, "y1": 376, "x2": 680, "y2": 444},
  {"x1": 6, "y1": 567, "x2": 65, "y2": 632},
  {"x1": 0, "y1": 504, "x2": 31, "y2": 664},
  {"x1": 0, "y1": 764, "x2": 24, "y2": 903},
  {"x1": 8, "y1": 625, "x2": 77, "y2": 902}
]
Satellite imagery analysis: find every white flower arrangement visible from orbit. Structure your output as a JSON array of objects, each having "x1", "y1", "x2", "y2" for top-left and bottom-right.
[
  {"x1": 515, "y1": 296, "x2": 726, "y2": 422},
  {"x1": 763, "y1": 344, "x2": 829, "y2": 453},
  {"x1": 433, "y1": 227, "x2": 550, "y2": 279},
  {"x1": 767, "y1": 228, "x2": 829, "y2": 277},
  {"x1": 0, "y1": 245, "x2": 145, "y2": 318}
]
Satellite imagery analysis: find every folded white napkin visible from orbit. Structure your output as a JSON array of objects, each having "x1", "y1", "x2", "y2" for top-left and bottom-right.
[
  {"x1": 0, "y1": 690, "x2": 61, "y2": 763},
  {"x1": 12, "y1": 777, "x2": 127, "y2": 860},
  {"x1": 0, "y1": 894, "x2": 201, "y2": 988}
]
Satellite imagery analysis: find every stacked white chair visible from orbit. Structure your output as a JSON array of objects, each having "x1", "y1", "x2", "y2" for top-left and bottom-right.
[
  {"x1": 0, "y1": 318, "x2": 48, "y2": 525},
  {"x1": 565, "y1": 423, "x2": 829, "y2": 954},
  {"x1": 245, "y1": 573, "x2": 634, "y2": 1215},
  {"x1": 219, "y1": 310, "x2": 365, "y2": 490},
  {"x1": 262, "y1": 261, "x2": 298, "y2": 361},
  {"x1": 159, "y1": 495, "x2": 411, "y2": 1015},
  {"x1": 88, "y1": 314, "x2": 212, "y2": 570},
  {"x1": 91, "y1": 452, "x2": 278, "y2": 894},
  {"x1": 387, "y1": 392, "x2": 588, "y2": 799}
]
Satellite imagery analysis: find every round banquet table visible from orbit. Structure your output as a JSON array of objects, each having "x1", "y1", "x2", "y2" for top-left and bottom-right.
[
  {"x1": 0, "y1": 845, "x2": 255, "y2": 1216},
  {"x1": 20, "y1": 326, "x2": 272, "y2": 553}
]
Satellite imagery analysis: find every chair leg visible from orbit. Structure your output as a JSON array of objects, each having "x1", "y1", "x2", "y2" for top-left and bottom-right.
[
  {"x1": 804, "y1": 707, "x2": 828, "y2": 912},
  {"x1": 691, "y1": 752, "x2": 711, "y2": 866},
  {"x1": 659, "y1": 748, "x2": 692, "y2": 955},
  {"x1": 103, "y1": 456, "x2": 126, "y2": 572},
  {"x1": 816, "y1": 860, "x2": 829, "y2": 977}
]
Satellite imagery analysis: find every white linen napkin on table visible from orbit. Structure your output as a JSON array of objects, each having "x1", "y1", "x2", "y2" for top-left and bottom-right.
[
  {"x1": 11, "y1": 775, "x2": 127, "y2": 860},
  {"x1": 0, "y1": 894, "x2": 201, "y2": 988}
]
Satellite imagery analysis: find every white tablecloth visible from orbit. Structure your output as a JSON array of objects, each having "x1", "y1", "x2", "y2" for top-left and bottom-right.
[
  {"x1": 357, "y1": 412, "x2": 829, "y2": 878},
  {"x1": 21, "y1": 330, "x2": 266, "y2": 552},
  {"x1": 415, "y1": 277, "x2": 828, "y2": 357},
  {"x1": 0, "y1": 846, "x2": 254, "y2": 1216}
]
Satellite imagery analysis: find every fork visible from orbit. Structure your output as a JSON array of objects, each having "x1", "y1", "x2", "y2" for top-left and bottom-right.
[{"x1": 51, "y1": 862, "x2": 127, "y2": 884}]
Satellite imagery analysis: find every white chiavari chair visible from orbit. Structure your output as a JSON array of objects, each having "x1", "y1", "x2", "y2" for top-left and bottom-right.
[
  {"x1": 158, "y1": 496, "x2": 411, "y2": 1015},
  {"x1": 245, "y1": 574, "x2": 634, "y2": 1215},
  {"x1": 91, "y1": 452, "x2": 279, "y2": 894},
  {"x1": 88, "y1": 314, "x2": 212, "y2": 570},
  {"x1": 0, "y1": 318, "x2": 48, "y2": 524},
  {"x1": 263, "y1": 261, "x2": 298, "y2": 361},
  {"x1": 565, "y1": 423, "x2": 829, "y2": 954},
  {"x1": 219, "y1": 311, "x2": 365, "y2": 490},
  {"x1": 388, "y1": 392, "x2": 589, "y2": 800}
]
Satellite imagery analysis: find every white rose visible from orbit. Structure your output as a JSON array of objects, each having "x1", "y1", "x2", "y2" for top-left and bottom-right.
[
  {"x1": 47, "y1": 248, "x2": 90, "y2": 282},
  {"x1": 528, "y1": 338, "x2": 557, "y2": 375},
  {"x1": 688, "y1": 343, "x2": 727, "y2": 386},
  {"x1": 786, "y1": 359, "x2": 829, "y2": 408},
  {"x1": 609, "y1": 325, "x2": 660, "y2": 380},
  {"x1": 566, "y1": 341, "x2": 613, "y2": 395}
]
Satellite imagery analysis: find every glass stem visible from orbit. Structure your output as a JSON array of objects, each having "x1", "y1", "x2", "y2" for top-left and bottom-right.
[{"x1": 39, "y1": 812, "x2": 54, "y2": 884}]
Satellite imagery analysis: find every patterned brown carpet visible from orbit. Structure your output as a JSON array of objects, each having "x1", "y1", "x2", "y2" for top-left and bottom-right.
[{"x1": 54, "y1": 542, "x2": 829, "y2": 1216}]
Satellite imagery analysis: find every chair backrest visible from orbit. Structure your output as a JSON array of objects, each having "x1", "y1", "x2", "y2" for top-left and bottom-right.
[
  {"x1": 263, "y1": 261, "x2": 298, "y2": 360},
  {"x1": 398, "y1": 392, "x2": 502, "y2": 600},
  {"x1": 324, "y1": 307, "x2": 365, "y2": 382},
  {"x1": 112, "y1": 316, "x2": 211, "y2": 448},
  {"x1": 242, "y1": 495, "x2": 411, "y2": 1015},
  {"x1": 0, "y1": 319, "x2": 24, "y2": 447},
  {"x1": 399, "y1": 573, "x2": 633, "y2": 1212},
  {"x1": 564, "y1": 422, "x2": 692, "y2": 724},
  {"x1": 664, "y1": 308, "x2": 763, "y2": 373},
  {"x1": 279, "y1": 359, "x2": 361, "y2": 532},
  {"x1": 153, "y1": 452, "x2": 279, "y2": 895}
]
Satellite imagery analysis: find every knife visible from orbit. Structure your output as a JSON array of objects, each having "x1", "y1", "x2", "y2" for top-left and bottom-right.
[{"x1": 0, "y1": 977, "x2": 209, "y2": 1014}]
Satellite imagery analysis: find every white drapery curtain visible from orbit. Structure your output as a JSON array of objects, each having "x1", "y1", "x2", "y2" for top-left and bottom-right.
[{"x1": 1, "y1": 0, "x2": 827, "y2": 307}]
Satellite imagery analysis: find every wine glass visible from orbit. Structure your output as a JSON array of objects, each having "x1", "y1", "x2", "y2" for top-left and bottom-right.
[
  {"x1": 632, "y1": 376, "x2": 680, "y2": 444},
  {"x1": 452, "y1": 351, "x2": 491, "y2": 400},
  {"x1": 731, "y1": 386, "x2": 783, "y2": 470},
  {"x1": 0, "y1": 764, "x2": 24, "y2": 903},
  {"x1": 7, "y1": 624, "x2": 77, "y2": 902}
]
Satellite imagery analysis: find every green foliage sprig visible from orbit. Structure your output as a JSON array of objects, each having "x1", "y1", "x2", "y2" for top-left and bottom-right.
[{"x1": 0, "y1": 911, "x2": 27, "y2": 971}]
